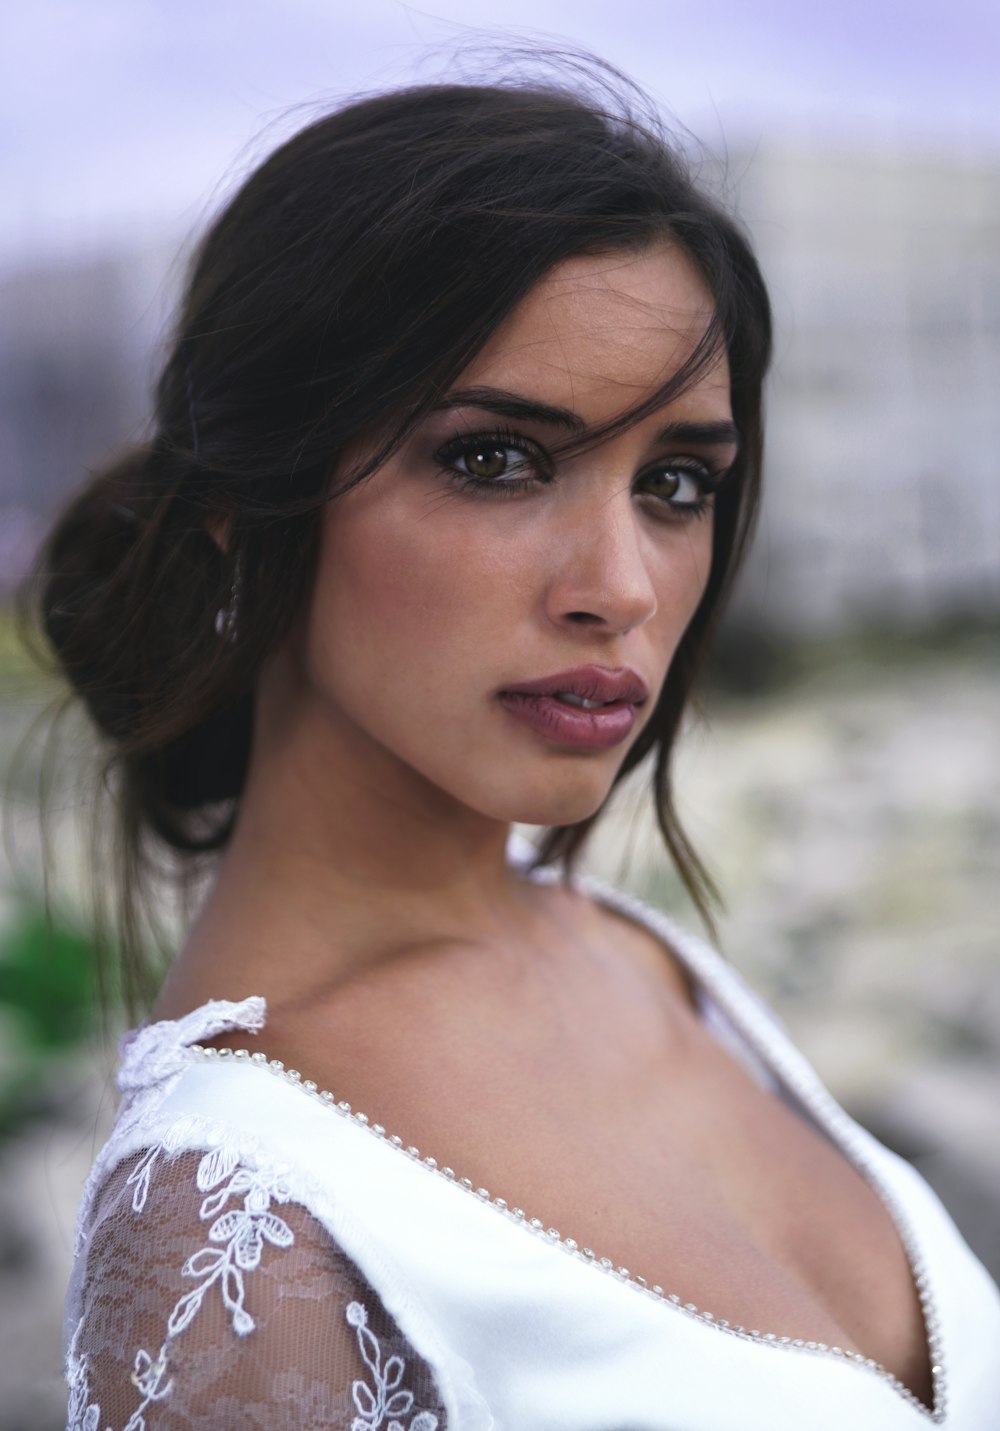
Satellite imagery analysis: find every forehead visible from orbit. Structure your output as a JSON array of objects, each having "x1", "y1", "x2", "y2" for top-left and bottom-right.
[{"x1": 457, "y1": 242, "x2": 730, "y2": 420}]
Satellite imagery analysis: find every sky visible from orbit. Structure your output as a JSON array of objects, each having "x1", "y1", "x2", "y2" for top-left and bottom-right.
[{"x1": 2, "y1": 0, "x2": 999, "y2": 270}]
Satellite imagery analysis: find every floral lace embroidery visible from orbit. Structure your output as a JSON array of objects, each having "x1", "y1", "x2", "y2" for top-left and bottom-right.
[
  {"x1": 170, "y1": 1144, "x2": 293, "y2": 1337},
  {"x1": 67, "y1": 1143, "x2": 293, "y2": 1429},
  {"x1": 348, "y1": 1301, "x2": 439, "y2": 1431},
  {"x1": 67, "y1": 1344, "x2": 172, "y2": 1431},
  {"x1": 66, "y1": 1349, "x2": 102, "y2": 1431},
  {"x1": 125, "y1": 1147, "x2": 160, "y2": 1213}
]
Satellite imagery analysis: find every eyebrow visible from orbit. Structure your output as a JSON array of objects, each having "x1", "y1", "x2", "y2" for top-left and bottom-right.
[{"x1": 432, "y1": 386, "x2": 740, "y2": 450}]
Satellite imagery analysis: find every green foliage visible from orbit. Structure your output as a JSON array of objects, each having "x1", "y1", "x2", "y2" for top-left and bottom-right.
[
  {"x1": 0, "y1": 908, "x2": 101, "y2": 1049},
  {"x1": 0, "y1": 905, "x2": 112, "y2": 1141}
]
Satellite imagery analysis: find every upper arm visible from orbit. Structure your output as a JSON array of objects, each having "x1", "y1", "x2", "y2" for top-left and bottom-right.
[{"x1": 67, "y1": 1145, "x2": 445, "y2": 1430}]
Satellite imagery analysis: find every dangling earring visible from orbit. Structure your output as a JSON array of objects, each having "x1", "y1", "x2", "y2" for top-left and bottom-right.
[
  {"x1": 215, "y1": 555, "x2": 242, "y2": 641},
  {"x1": 191, "y1": 360, "x2": 241, "y2": 642}
]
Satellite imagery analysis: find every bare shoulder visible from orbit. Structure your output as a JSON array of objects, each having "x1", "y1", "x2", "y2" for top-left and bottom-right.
[
  {"x1": 189, "y1": 882, "x2": 693, "y2": 1165},
  {"x1": 195, "y1": 931, "x2": 537, "y2": 1124}
]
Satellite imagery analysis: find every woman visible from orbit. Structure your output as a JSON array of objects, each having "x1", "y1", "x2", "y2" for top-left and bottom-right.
[{"x1": 41, "y1": 70, "x2": 998, "y2": 1429}]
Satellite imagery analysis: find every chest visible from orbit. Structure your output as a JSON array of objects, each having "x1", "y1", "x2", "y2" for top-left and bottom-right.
[
  {"x1": 204, "y1": 923, "x2": 935, "y2": 1409},
  {"x1": 616, "y1": 1060, "x2": 927, "y2": 1360},
  {"x1": 417, "y1": 1013, "x2": 929, "y2": 1394}
]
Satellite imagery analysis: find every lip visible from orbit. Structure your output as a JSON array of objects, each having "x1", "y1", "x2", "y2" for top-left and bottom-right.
[
  {"x1": 497, "y1": 665, "x2": 649, "y2": 750},
  {"x1": 499, "y1": 665, "x2": 650, "y2": 706}
]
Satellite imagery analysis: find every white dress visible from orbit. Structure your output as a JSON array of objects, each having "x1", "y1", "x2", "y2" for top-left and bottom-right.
[{"x1": 64, "y1": 842, "x2": 1000, "y2": 1429}]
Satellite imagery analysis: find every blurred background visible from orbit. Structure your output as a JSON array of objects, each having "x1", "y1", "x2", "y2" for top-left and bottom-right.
[{"x1": 1, "y1": 1, "x2": 997, "y2": 1424}]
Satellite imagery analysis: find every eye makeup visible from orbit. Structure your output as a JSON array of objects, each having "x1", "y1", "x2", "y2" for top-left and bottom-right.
[{"x1": 431, "y1": 423, "x2": 730, "y2": 521}]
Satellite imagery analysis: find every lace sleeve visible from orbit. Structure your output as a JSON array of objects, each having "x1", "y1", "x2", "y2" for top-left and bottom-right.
[{"x1": 65, "y1": 1145, "x2": 446, "y2": 1430}]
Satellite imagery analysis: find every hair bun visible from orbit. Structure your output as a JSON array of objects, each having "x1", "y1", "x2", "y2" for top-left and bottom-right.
[
  {"x1": 39, "y1": 443, "x2": 157, "y2": 740},
  {"x1": 37, "y1": 439, "x2": 253, "y2": 847}
]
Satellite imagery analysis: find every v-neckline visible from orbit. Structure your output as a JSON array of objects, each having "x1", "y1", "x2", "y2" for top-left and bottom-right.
[
  {"x1": 136, "y1": 835, "x2": 944, "y2": 1413},
  {"x1": 142, "y1": 842, "x2": 945, "y2": 1421},
  {"x1": 518, "y1": 854, "x2": 944, "y2": 1418},
  {"x1": 184, "y1": 1016, "x2": 943, "y2": 1421}
]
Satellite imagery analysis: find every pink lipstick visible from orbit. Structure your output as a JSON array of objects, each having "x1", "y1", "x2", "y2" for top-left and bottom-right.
[{"x1": 497, "y1": 665, "x2": 649, "y2": 750}]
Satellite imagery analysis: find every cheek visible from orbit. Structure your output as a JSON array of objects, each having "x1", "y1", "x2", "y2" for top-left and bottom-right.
[
  {"x1": 305, "y1": 497, "x2": 519, "y2": 700},
  {"x1": 656, "y1": 522, "x2": 714, "y2": 628}
]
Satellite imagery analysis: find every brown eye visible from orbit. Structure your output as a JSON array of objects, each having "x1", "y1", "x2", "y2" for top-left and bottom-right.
[
  {"x1": 639, "y1": 464, "x2": 708, "y2": 506},
  {"x1": 462, "y1": 444, "x2": 510, "y2": 480},
  {"x1": 644, "y1": 470, "x2": 681, "y2": 499},
  {"x1": 434, "y1": 430, "x2": 548, "y2": 489}
]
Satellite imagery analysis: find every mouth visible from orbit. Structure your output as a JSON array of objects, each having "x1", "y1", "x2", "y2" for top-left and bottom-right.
[
  {"x1": 496, "y1": 665, "x2": 649, "y2": 750},
  {"x1": 498, "y1": 665, "x2": 650, "y2": 708},
  {"x1": 550, "y1": 692, "x2": 608, "y2": 710}
]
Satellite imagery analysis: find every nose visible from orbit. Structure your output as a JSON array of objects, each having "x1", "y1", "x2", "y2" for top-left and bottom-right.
[{"x1": 545, "y1": 488, "x2": 658, "y2": 635}]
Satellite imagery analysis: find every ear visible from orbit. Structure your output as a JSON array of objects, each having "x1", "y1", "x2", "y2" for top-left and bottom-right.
[{"x1": 206, "y1": 512, "x2": 233, "y2": 553}]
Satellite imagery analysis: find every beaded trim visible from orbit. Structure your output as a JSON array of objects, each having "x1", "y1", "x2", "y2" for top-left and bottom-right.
[{"x1": 187, "y1": 1041, "x2": 945, "y2": 1422}]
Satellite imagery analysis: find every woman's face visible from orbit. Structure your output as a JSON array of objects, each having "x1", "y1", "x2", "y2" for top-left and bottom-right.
[{"x1": 293, "y1": 243, "x2": 738, "y2": 828}]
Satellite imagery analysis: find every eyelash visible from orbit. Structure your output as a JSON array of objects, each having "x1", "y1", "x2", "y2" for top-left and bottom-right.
[{"x1": 432, "y1": 426, "x2": 724, "y2": 520}]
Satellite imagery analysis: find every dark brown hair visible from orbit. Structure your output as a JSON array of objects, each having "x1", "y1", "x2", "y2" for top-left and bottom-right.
[{"x1": 27, "y1": 64, "x2": 772, "y2": 1012}]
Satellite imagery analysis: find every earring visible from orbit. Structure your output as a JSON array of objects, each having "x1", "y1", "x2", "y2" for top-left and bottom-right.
[{"x1": 214, "y1": 556, "x2": 242, "y2": 641}]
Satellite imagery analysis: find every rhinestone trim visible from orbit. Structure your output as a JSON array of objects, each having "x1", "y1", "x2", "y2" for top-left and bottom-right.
[{"x1": 187, "y1": 1041, "x2": 944, "y2": 1421}]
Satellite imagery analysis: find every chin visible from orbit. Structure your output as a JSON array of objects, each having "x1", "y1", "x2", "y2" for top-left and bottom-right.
[{"x1": 476, "y1": 765, "x2": 619, "y2": 829}]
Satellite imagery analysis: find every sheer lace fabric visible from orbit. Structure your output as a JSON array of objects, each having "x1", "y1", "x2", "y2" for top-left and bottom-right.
[{"x1": 67, "y1": 1146, "x2": 444, "y2": 1430}]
